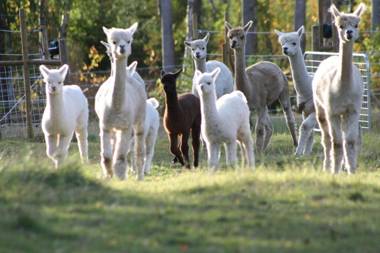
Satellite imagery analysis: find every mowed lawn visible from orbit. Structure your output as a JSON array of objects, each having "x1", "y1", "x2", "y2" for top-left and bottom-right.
[{"x1": 0, "y1": 128, "x2": 380, "y2": 253}]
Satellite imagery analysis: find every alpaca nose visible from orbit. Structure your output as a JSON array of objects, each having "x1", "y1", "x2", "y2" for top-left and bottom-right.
[
  {"x1": 196, "y1": 52, "x2": 200, "y2": 58},
  {"x1": 283, "y1": 47, "x2": 288, "y2": 54},
  {"x1": 346, "y1": 30, "x2": 353, "y2": 39},
  {"x1": 52, "y1": 87, "x2": 56, "y2": 91},
  {"x1": 119, "y1": 45, "x2": 125, "y2": 53},
  {"x1": 231, "y1": 40, "x2": 237, "y2": 48}
]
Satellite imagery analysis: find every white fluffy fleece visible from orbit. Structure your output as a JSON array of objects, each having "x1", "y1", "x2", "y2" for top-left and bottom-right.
[
  {"x1": 40, "y1": 64, "x2": 89, "y2": 168},
  {"x1": 195, "y1": 68, "x2": 254, "y2": 170}
]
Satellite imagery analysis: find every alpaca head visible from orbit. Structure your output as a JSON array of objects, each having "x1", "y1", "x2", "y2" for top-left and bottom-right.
[
  {"x1": 225, "y1": 20, "x2": 253, "y2": 50},
  {"x1": 160, "y1": 69, "x2": 182, "y2": 95},
  {"x1": 184, "y1": 33, "x2": 210, "y2": 60},
  {"x1": 275, "y1": 26, "x2": 304, "y2": 57},
  {"x1": 39, "y1": 64, "x2": 69, "y2": 95},
  {"x1": 102, "y1": 22, "x2": 138, "y2": 60},
  {"x1": 194, "y1": 68, "x2": 220, "y2": 97},
  {"x1": 330, "y1": 3, "x2": 366, "y2": 43}
]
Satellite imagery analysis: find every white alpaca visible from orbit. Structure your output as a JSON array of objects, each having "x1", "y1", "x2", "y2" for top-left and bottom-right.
[
  {"x1": 195, "y1": 68, "x2": 254, "y2": 170},
  {"x1": 312, "y1": 3, "x2": 366, "y2": 174},
  {"x1": 95, "y1": 23, "x2": 147, "y2": 180},
  {"x1": 40, "y1": 64, "x2": 88, "y2": 168},
  {"x1": 275, "y1": 26, "x2": 317, "y2": 156},
  {"x1": 185, "y1": 33, "x2": 234, "y2": 98},
  {"x1": 127, "y1": 98, "x2": 160, "y2": 174}
]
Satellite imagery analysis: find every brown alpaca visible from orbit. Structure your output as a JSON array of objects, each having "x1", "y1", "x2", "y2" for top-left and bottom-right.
[
  {"x1": 225, "y1": 21, "x2": 298, "y2": 152},
  {"x1": 161, "y1": 69, "x2": 201, "y2": 168}
]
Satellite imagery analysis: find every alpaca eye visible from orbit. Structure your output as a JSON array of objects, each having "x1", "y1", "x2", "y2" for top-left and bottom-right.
[
  {"x1": 202, "y1": 47, "x2": 205, "y2": 50},
  {"x1": 192, "y1": 48, "x2": 195, "y2": 51},
  {"x1": 354, "y1": 24, "x2": 358, "y2": 28},
  {"x1": 292, "y1": 42, "x2": 296, "y2": 46},
  {"x1": 207, "y1": 82, "x2": 211, "y2": 85},
  {"x1": 113, "y1": 41, "x2": 116, "y2": 44},
  {"x1": 127, "y1": 40, "x2": 131, "y2": 44},
  {"x1": 240, "y1": 35, "x2": 244, "y2": 40},
  {"x1": 339, "y1": 25, "x2": 344, "y2": 29},
  {"x1": 229, "y1": 36, "x2": 233, "y2": 39}
]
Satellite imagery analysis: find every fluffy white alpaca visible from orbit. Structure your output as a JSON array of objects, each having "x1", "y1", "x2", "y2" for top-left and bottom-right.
[
  {"x1": 275, "y1": 26, "x2": 317, "y2": 156},
  {"x1": 195, "y1": 68, "x2": 254, "y2": 170},
  {"x1": 128, "y1": 97, "x2": 160, "y2": 174},
  {"x1": 95, "y1": 23, "x2": 147, "y2": 180},
  {"x1": 185, "y1": 33, "x2": 234, "y2": 98},
  {"x1": 312, "y1": 3, "x2": 366, "y2": 174},
  {"x1": 40, "y1": 64, "x2": 88, "y2": 168}
]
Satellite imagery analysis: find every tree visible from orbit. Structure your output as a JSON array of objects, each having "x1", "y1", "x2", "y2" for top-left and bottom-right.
[
  {"x1": 373, "y1": 0, "x2": 380, "y2": 31},
  {"x1": 294, "y1": 0, "x2": 306, "y2": 51},
  {"x1": 159, "y1": 0, "x2": 176, "y2": 72},
  {"x1": 242, "y1": 0, "x2": 257, "y2": 55}
]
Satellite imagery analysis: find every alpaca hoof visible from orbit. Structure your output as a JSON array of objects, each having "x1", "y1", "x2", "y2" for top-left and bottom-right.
[{"x1": 172, "y1": 157, "x2": 178, "y2": 164}]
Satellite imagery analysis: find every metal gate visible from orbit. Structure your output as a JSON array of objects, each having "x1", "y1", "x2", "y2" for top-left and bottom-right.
[{"x1": 304, "y1": 51, "x2": 372, "y2": 130}]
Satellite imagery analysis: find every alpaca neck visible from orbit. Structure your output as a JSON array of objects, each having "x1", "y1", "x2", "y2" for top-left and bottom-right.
[
  {"x1": 46, "y1": 91, "x2": 64, "y2": 122},
  {"x1": 199, "y1": 91, "x2": 219, "y2": 125},
  {"x1": 288, "y1": 48, "x2": 312, "y2": 98},
  {"x1": 194, "y1": 57, "x2": 206, "y2": 72},
  {"x1": 234, "y1": 48, "x2": 257, "y2": 109},
  {"x1": 164, "y1": 90, "x2": 180, "y2": 115},
  {"x1": 111, "y1": 57, "x2": 127, "y2": 110},
  {"x1": 338, "y1": 41, "x2": 354, "y2": 85}
]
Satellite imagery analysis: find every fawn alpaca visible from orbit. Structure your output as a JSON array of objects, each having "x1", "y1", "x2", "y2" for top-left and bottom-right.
[
  {"x1": 161, "y1": 69, "x2": 201, "y2": 168},
  {"x1": 95, "y1": 23, "x2": 147, "y2": 180},
  {"x1": 195, "y1": 68, "x2": 254, "y2": 170},
  {"x1": 225, "y1": 21, "x2": 298, "y2": 152},
  {"x1": 275, "y1": 26, "x2": 317, "y2": 155},
  {"x1": 40, "y1": 64, "x2": 89, "y2": 168},
  {"x1": 185, "y1": 33, "x2": 234, "y2": 98},
  {"x1": 313, "y1": 3, "x2": 366, "y2": 174}
]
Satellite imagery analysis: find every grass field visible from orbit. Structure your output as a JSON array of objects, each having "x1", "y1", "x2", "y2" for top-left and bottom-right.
[{"x1": 1, "y1": 128, "x2": 380, "y2": 253}]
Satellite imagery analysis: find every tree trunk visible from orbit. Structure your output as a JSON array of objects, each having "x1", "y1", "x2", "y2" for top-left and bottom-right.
[
  {"x1": 39, "y1": 0, "x2": 50, "y2": 59},
  {"x1": 159, "y1": 0, "x2": 175, "y2": 72},
  {"x1": 242, "y1": 0, "x2": 257, "y2": 55},
  {"x1": 0, "y1": 1, "x2": 8, "y2": 61},
  {"x1": 373, "y1": 0, "x2": 380, "y2": 31},
  {"x1": 294, "y1": 0, "x2": 306, "y2": 51}
]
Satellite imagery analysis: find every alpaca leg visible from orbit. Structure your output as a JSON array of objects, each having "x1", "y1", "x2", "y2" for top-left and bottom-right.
[
  {"x1": 241, "y1": 131, "x2": 255, "y2": 169},
  {"x1": 75, "y1": 127, "x2": 88, "y2": 164},
  {"x1": 279, "y1": 94, "x2": 298, "y2": 147},
  {"x1": 206, "y1": 142, "x2": 220, "y2": 170},
  {"x1": 225, "y1": 140, "x2": 237, "y2": 167},
  {"x1": 315, "y1": 105, "x2": 332, "y2": 171},
  {"x1": 342, "y1": 112, "x2": 360, "y2": 174},
  {"x1": 100, "y1": 129, "x2": 113, "y2": 178},
  {"x1": 169, "y1": 134, "x2": 185, "y2": 166},
  {"x1": 180, "y1": 132, "x2": 191, "y2": 169},
  {"x1": 329, "y1": 115, "x2": 344, "y2": 174},
  {"x1": 255, "y1": 109, "x2": 266, "y2": 152},
  {"x1": 191, "y1": 123, "x2": 201, "y2": 168},
  {"x1": 56, "y1": 134, "x2": 73, "y2": 168},
  {"x1": 113, "y1": 129, "x2": 132, "y2": 180},
  {"x1": 143, "y1": 131, "x2": 157, "y2": 174},
  {"x1": 296, "y1": 113, "x2": 316, "y2": 156},
  {"x1": 45, "y1": 134, "x2": 58, "y2": 166},
  {"x1": 262, "y1": 112, "x2": 273, "y2": 151},
  {"x1": 133, "y1": 124, "x2": 145, "y2": 181}
]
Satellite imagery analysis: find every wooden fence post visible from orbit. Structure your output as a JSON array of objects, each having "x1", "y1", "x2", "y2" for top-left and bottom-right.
[{"x1": 20, "y1": 9, "x2": 34, "y2": 139}]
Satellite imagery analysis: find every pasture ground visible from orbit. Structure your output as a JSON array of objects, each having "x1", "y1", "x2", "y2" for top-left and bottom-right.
[{"x1": 0, "y1": 125, "x2": 380, "y2": 253}]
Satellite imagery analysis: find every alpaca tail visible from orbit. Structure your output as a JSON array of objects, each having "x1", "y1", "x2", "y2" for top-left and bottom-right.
[
  {"x1": 147, "y1": 97, "x2": 159, "y2": 109},
  {"x1": 234, "y1": 91, "x2": 248, "y2": 104}
]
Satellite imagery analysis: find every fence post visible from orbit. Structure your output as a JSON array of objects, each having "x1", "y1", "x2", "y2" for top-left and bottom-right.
[{"x1": 20, "y1": 9, "x2": 34, "y2": 139}]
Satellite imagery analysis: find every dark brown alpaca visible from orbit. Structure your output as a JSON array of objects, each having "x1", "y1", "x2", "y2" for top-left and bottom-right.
[{"x1": 161, "y1": 69, "x2": 201, "y2": 168}]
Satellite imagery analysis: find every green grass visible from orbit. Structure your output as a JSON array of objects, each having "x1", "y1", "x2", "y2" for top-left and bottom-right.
[{"x1": 1, "y1": 131, "x2": 380, "y2": 253}]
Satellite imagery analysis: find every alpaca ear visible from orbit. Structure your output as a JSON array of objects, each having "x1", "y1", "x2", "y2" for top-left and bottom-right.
[
  {"x1": 58, "y1": 64, "x2": 69, "y2": 79},
  {"x1": 243, "y1": 20, "x2": 253, "y2": 33},
  {"x1": 194, "y1": 70, "x2": 202, "y2": 79},
  {"x1": 297, "y1": 26, "x2": 305, "y2": 37},
  {"x1": 224, "y1": 21, "x2": 232, "y2": 31},
  {"x1": 39, "y1": 65, "x2": 50, "y2": 79},
  {"x1": 274, "y1": 29, "x2": 283, "y2": 37},
  {"x1": 160, "y1": 70, "x2": 166, "y2": 78},
  {"x1": 184, "y1": 41, "x2": 192, "y2": 47},
  {"x1": 127, "y1": 22, "x2": 138, "y2": 36},
  {"x1": 102, "y1": 26, "x2": 110, "y2": 36},
  {"x1": 353, "y1": 3, "x2": 366, "y2": 17},
  {"x1": 173, "y1": 68, "x2": 182, "y2": 79},
  {"x1": 329, "y1": 4, "x2": 341, "y2": 19},
  {"x1": 203, "y1": 32, "x2": 210, "y2": 43},
  {"x1": 127, "y1": 61, "x2": 138, "y2": 75},
  {"x1": 100, "y1": 40, "x2": 110, "y2": 49},
  {"x1": 210, "y1": 67, "x2": 221, "y2": 80}
]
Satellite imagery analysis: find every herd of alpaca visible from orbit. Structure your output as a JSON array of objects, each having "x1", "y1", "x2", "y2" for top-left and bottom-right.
[{"x1": 39, "y1": 3, "x2": 366, "y2": 178}]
